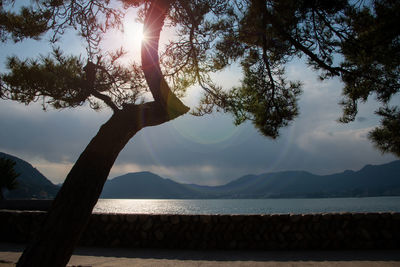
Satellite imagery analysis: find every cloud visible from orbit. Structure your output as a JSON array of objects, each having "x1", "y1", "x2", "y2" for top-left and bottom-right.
[
  {"x1": 109, "y1": 162, "x2": 220, "y2": 185},
  {"x1": 297, "y1": 127, "x2": 371, "y2": 153},
  {"x1": 29, "y1": 159, "x2": 74, "y2": 184},
  {"x1": 0, "y1": 57, "x2": 397, "y2": 187},
  {"x1": 357, "y1": 117, "x2": 368, "y2": 122},
  {"x1": 0, "y1": 100, "x2": 111, "y2": 163},
  {"x1": 294, "y1": 126, "x2": 396, "y2": 174},
  {"x1": 109, "y1": 161, "x2": 264, "y2": 186}
]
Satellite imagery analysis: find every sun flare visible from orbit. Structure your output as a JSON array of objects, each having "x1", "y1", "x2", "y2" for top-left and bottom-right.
[
  {"x1": 102, "y1": 9, "x2": 174, "y2": 64},
  {"x1": 123, "y1": 17, "x2": 144, "y2": 51}
]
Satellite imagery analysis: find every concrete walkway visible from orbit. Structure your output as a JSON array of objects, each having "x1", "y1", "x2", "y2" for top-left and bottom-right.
[{"x1": 1, "y1": 243, "x2": 400, "y2": 266}]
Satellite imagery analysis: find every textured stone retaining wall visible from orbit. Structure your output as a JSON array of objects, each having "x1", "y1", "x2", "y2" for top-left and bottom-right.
[{"x1": 1, "y1": 210, "x2": 399, "y2": 250}]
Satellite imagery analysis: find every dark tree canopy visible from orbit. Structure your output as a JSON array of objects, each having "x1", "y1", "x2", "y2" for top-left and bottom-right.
[
  {"x1": 0, "y1": 157, "x2": 19, "y2": 200},
  {"x1": 209, "y1": 0, "x2": 399, "y2": 145},
  {"x1": 368, "y1": 107, "x2": 400, "y2": 157},
  {"x1": 1, "y1": 0, "x2": 398, "y2": 154}
]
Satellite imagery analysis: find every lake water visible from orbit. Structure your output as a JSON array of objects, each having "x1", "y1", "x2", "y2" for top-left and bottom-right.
[{"x1": 94, "y1": 197, "x2": 400, "y2": 214}]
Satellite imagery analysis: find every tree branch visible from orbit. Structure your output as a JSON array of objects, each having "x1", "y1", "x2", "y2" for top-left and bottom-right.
[
  {"x1": 84, "y1": 61, "x2": 119, "y2": 112},
  {"x1": 90, "y1": 90, "x2": 119, "y2": 112},
  {"x1": 122, "y1": 101, "x2": 183, "y2": 129},
  {"x1": 267, "y1": 11, "x2": 347, "y2": 76}
]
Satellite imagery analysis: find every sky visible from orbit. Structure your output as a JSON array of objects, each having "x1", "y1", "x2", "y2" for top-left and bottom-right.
[{"x1": 0, "y1": 4, "x2": 398, "y2": 186}]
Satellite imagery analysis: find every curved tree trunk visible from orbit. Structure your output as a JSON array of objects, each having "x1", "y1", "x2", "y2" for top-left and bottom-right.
[
  {"x1": 17, "y1": 1, "x2": 188, "y2": 266},
  {"x1": 17, "y1": 109, "x2": 141, "y2": 267}
]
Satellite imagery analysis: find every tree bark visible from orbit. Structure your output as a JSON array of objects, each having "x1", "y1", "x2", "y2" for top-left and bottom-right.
[{"x1": 17, "y1": 1, "x2": 188, "y2": 266}]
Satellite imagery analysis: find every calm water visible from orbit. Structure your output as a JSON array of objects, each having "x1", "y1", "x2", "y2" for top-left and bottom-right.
[{"x1": 94, "y1": 197, "x2": 400, "y2": 214}]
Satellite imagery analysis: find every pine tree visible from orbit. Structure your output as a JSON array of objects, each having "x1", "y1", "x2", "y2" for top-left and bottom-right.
[
  {"x1": 0, "y1": 0, "x2": 398, "y2": 266},
  {"x1": 0, "y1": 158, "x2": 19, "y2": 200}
]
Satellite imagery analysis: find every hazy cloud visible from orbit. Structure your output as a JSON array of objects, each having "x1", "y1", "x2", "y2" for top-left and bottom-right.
[
  {"x1": 0, "y1": 101, "x2": 110, "y2": 163},
  {"x1": 357, "y1": 117, "x2": 368, "y2": 122}
]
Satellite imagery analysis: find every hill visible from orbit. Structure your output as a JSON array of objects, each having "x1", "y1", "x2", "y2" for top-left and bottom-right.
[
  {"x1": 100, "y1": 172, "x2": 202, "y2": 198},
  {"x1": 0, "y1": 152, "x2": 59, "y2": 199}
]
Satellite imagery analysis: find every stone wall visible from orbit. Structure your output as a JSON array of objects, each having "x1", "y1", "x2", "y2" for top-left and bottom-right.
[{"x1": 1, "y1": 210, "x2": 399, "y2": 249}]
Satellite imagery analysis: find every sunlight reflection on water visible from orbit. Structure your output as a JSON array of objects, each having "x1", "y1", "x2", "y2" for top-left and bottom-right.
[{"x1": 93, "y1": 197, "x2": 400, "y2": 215}]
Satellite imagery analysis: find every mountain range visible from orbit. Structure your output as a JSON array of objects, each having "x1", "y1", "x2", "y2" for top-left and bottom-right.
[
  {"x1": 101, "y1": 160, "x2": 400, "y2": 199},
  {"x1": 1, "y1": 152, "x2": 400, "y2": 199}
]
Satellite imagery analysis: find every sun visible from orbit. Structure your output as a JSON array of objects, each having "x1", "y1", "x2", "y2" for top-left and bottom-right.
[
  {"x1": 102, "y1": 12, "x2": 145, "y2": 64},
  {"x1": 123, "y1": 17, "x2": 144, "y2": 52},
  {"x1": 102, "y1": 9, "x2": 174, "y2": 64}
]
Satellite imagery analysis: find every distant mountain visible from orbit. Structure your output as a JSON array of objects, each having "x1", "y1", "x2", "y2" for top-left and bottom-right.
[
  {"x1": 101, "y1": 172, "x2": 202, "y2": 199},
  {"x1": 0, "y1": 152, "x2": 59, "y2": 199},
  {"x1": 2, "y1": 151, "x2": 399, "y2": 199},
  {"x1": 101, "y1": 161, "x2": 400, "y2": 199}
]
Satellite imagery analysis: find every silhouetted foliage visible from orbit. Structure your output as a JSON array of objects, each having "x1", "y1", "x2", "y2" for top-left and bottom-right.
[
  {"x1": 0, "y1": 0, "x2": 51, "y2": 42},
  {"x1": 0, "y1": 157, "x2": 19, "y2": 200},
  {"x1": 1, "y1": 0, "x2": 399, "y2": 145},
  {"x1": 206, "y1": 0, "x2": 399, "y2": 143},
  {"x1": 368, "y1": 107, "x2": 400, "y2": 157}
]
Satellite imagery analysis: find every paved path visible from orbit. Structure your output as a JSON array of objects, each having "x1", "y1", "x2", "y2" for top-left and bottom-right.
[{"x1": 1, "y1": 243, "x2": 400, "y2": 266}]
